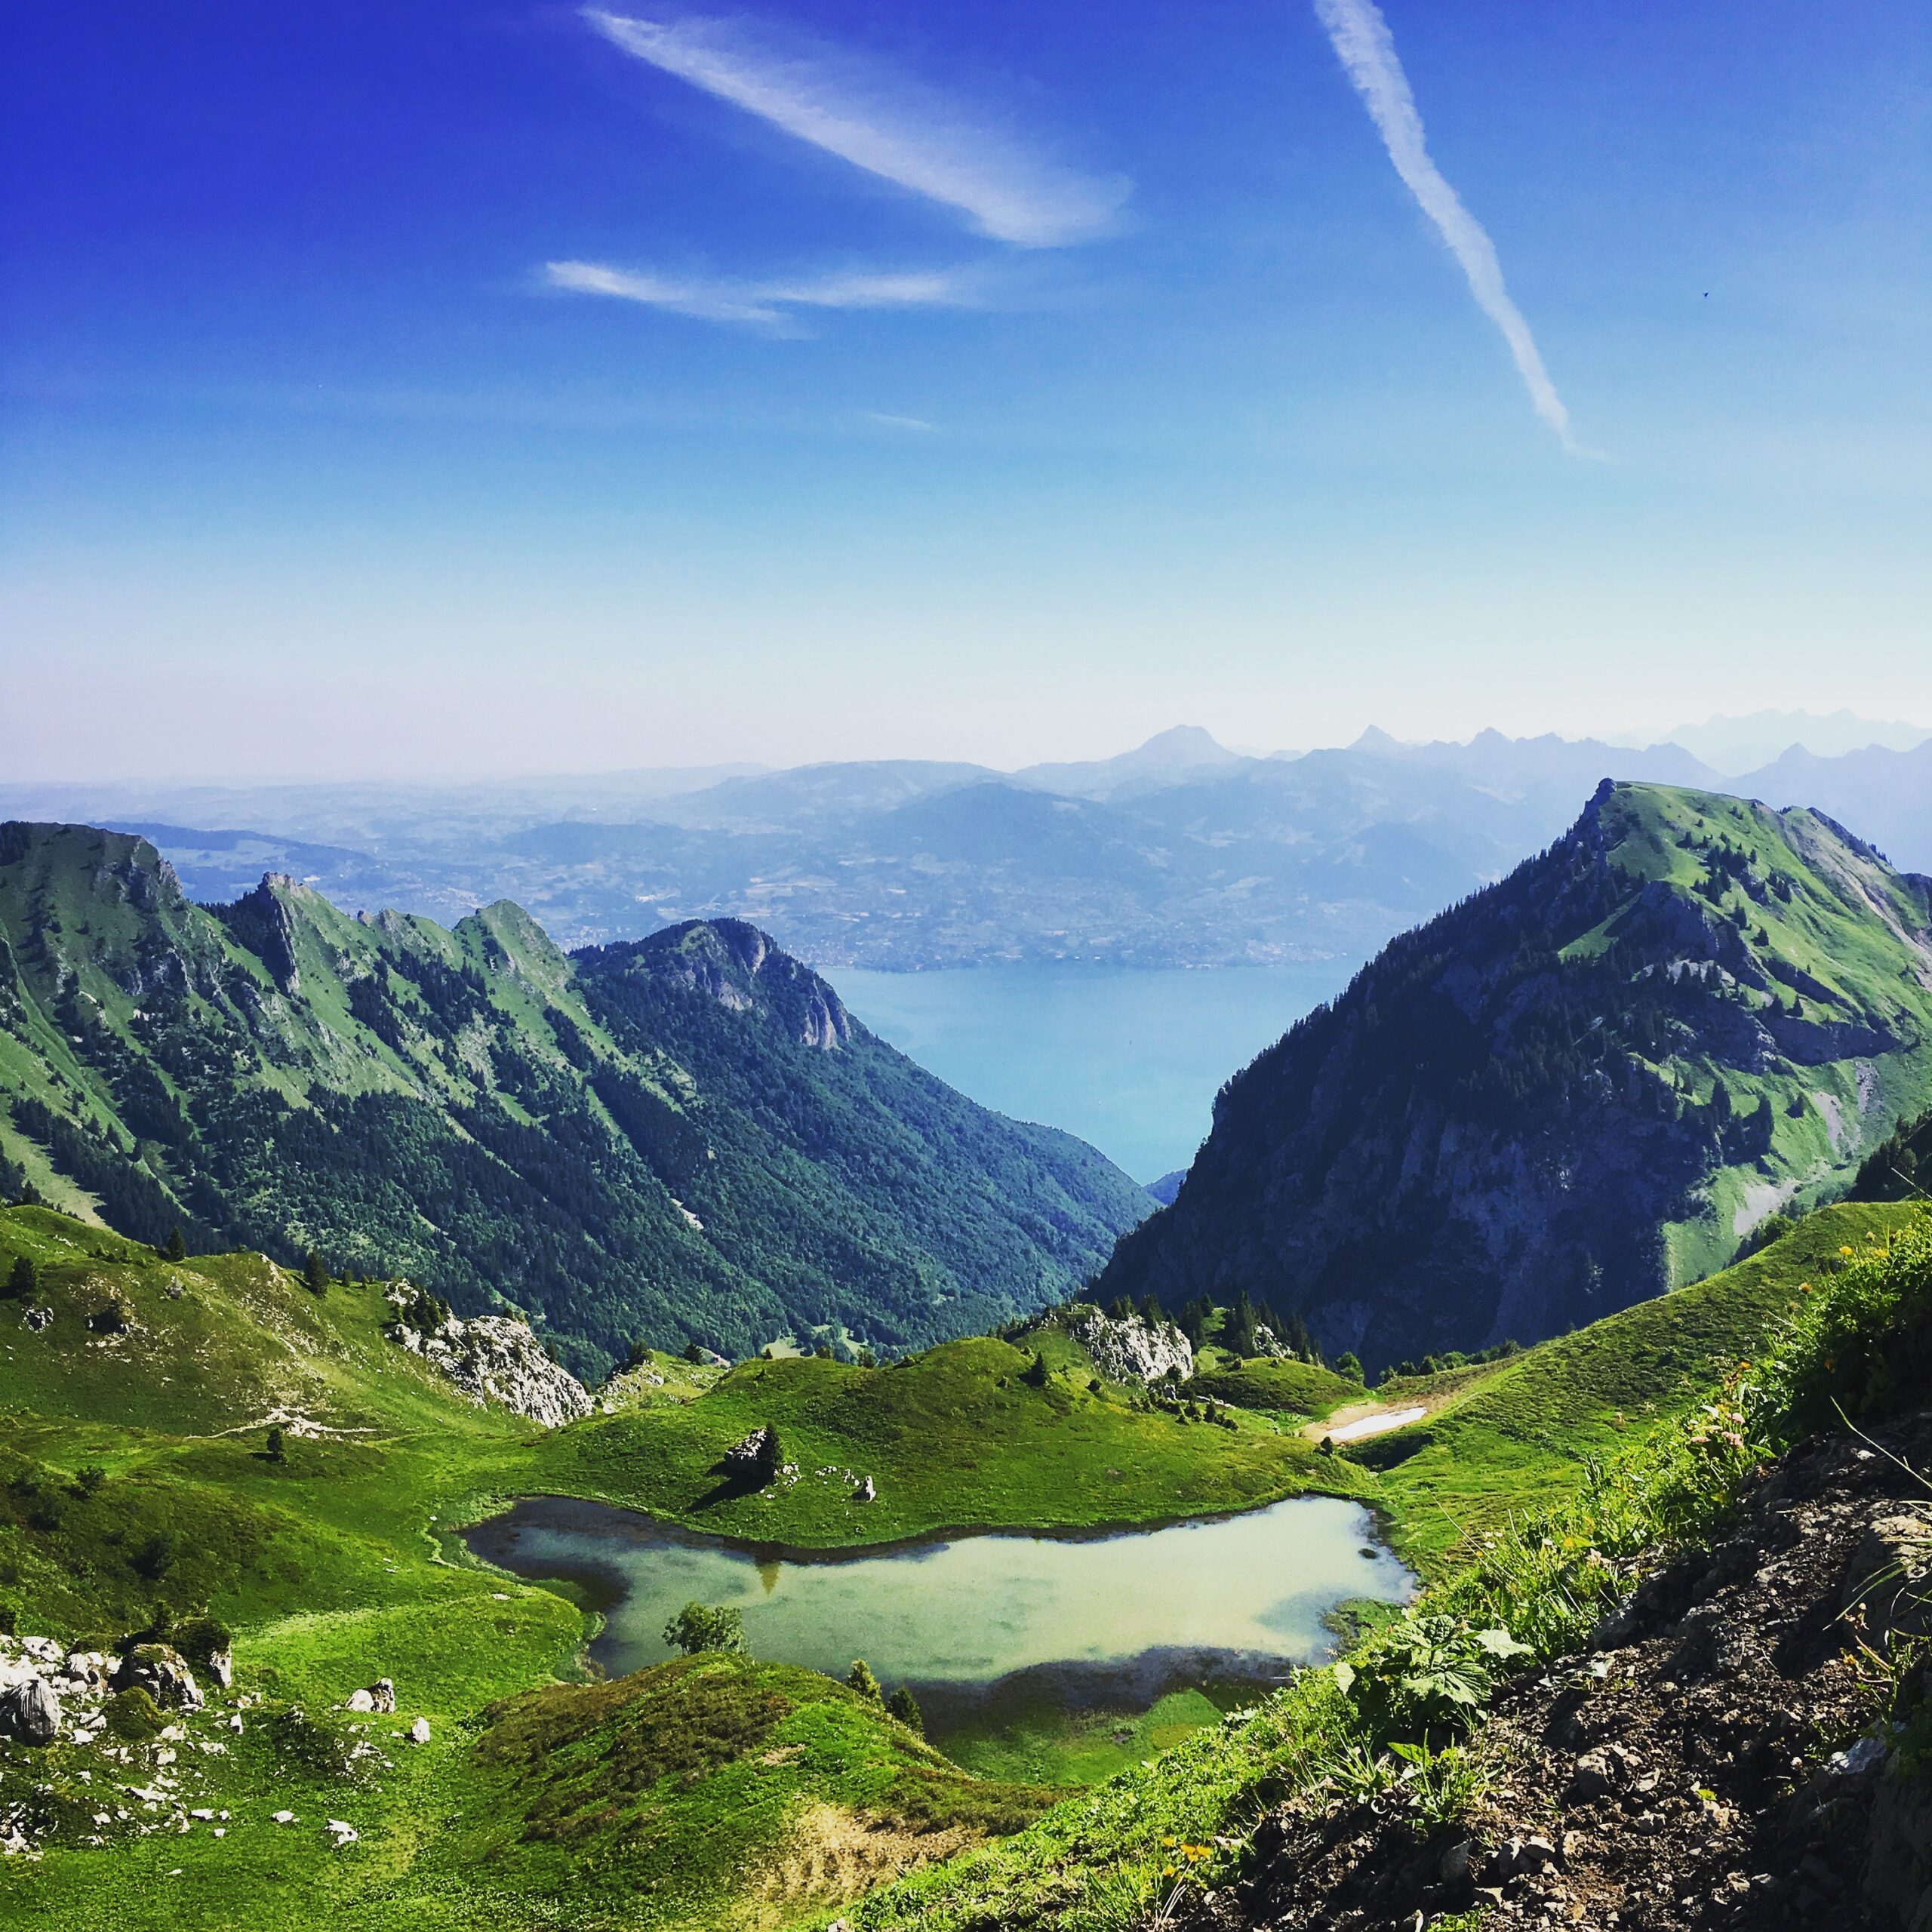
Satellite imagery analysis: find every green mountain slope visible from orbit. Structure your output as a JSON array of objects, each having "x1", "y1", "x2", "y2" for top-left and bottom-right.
[
  {"x1": 0, "y1": 823, "x2": 1149, "y2": 1377},
  {"x1": 1097, "y1": 781, "x2": 1932, "y2": 1367}
]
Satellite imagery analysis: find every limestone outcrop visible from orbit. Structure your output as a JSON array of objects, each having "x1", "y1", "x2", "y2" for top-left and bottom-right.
[{"x1": 385, "y1": 1289, "x2": 592, "y2": 1426}]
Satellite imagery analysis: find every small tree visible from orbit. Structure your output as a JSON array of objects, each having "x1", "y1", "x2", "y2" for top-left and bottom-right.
[
  {"x1": 4, "y1": 1255, "x2": 34, "y2": 1300},
  {"x1": 162, "y1": 1228, "x2": 187, "y2": 1263},
  {"x1": 301, "y1": 1250, "x2": 328, "y2": 1297},
  {"x1": 663, "y1": 1602, "x2": 746, "y2": 1656},
  {"x1": 886, "y1": 1686, "x2": 923, "y2": 1734},
  {"x1": 1223, "y1": 1289, "x2": 1260, "y2": 1359},
  {"x1": 682, "y1": 1340, "x2": 707, "y2": 1365},
  {"x1": 1334, "y1": 1351, "x2": 1365, "y2": 1384},
  {"x1": 265, "y1": 1426, "x2": 287, "y2": 1464},
  {"x1": 1020, "y1": 1351, "x2": 1048, "y2": 1389},
  {"x1": 73, "y1": 1465, "x2": 106, "y2": 1500},
  {"x1": 847, "y1": 1659, "x2": 881, "y2": 1702}
]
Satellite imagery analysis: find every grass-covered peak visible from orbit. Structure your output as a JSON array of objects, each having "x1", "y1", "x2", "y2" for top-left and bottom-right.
[{"x1": 1100, "y1": 780, "x2": 1932, "y2": 1371}]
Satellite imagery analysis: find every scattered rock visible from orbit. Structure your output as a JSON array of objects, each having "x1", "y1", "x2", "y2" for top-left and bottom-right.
[
  {"x1": 1062, "y1": 1306, "x2": 1195, "y2": 1385},
  {"x1": 325, "y1": 1819, "x2": 358, "y2": 1847},
  {"x1": 0, "y1": 1675, "x2": 62, "y2": 1745},
  {"x1": 408, "y1": 1716, "x2": 431, "y2": 1745},
  {"x1": 853, "y1": 1475, "x2": 876, "y2": 1503},
  {"x1": 21, "y1": 1306, "x2": 51, "y2": 1331},
  {"x1": 722, "y1": 1426, "x2": 781, "y2": 1486},
  {"x1": 343, "y1": 1678, "x2": 395, "y2": 1715},
  {"x1": 112, "y1": 1645, "x2": 202, "y2": 1712}
]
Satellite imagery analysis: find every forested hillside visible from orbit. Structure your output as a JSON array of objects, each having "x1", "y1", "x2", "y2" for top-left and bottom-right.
[
  {"x1": 1097, "y1": 782, "x2": 1932, "y2": 1368},
  {"x1": 0, "y1": 823, "x2": 1149, "y2": 1377}
]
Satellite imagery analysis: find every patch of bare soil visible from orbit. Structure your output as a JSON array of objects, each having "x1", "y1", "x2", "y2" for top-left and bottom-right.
[
  {"x1": 755, "y1": 1801, "x2": 983, "y2": 1912},
  {"x1": 1196, "y1": 1411, "x2": 1932, "y2": 1932}
]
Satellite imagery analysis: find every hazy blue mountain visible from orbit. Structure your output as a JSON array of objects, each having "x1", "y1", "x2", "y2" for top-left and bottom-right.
[
  {"x1": 1624, "y1": 709, "x2": 1930, "y2": 774},
  {"x1": 1730, "y1": 739, "x2": 1932, "y2": 873},
  {"x1": 23, "y1": 728, "x2": 1902, "y2": 971},
  {"x1": 1014, "y1": 724, "x2": 1247, "y2": 799}
]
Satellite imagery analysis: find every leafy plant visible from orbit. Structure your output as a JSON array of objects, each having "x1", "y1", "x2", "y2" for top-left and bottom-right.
[
  {"x1": 1389, "y1": 1737, "x2": 1488, "y2": 1823},
  {"x1": 848, "y1": 1658, "x2": 882, "y2": 1701},
  {"x1": 1334, "y1": 1614, "x2": 1529, "y2": 1742}
]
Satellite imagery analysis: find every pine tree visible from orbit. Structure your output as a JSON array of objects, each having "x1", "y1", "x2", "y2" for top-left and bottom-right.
[
  {"x1": 847, "y1": 1659, "x2": 881, "y2": 1702},
  {"x1": 4, "y1": 1256, "x2": 35, "y2": 1300},
  {"x1": 302, "y1": 1249, "x2": 328, "y2": 1296},
  {"x1": 162, "y1": 1227, "x2": 186, "y2": 1263},
  {"x1": 886, "y1": 1686, "x2": 924, "y2": 1734}
]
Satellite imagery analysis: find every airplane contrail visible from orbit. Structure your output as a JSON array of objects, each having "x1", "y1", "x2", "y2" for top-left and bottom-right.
[{"x1": 1313, "y1": 0, "x2": 1580, "y2": 451}]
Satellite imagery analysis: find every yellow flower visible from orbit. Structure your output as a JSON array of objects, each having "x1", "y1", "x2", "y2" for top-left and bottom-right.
[{"x1": 1839, "y1": 1245, "x2": 1854, "y2": 1257}]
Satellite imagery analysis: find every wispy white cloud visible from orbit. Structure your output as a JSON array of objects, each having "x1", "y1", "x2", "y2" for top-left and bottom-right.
[
  {"x1": 545, "y1": 259, "x2": 977, "y2": 329},
  {"x1": 1312, "y1": 0, "x2": 1581, "y2": 451},
  {"x1": 581, "y1": 8, "x2": 1127, "y2": 248},
  {"x1": 860, "y1": 411, "x2": 937, "y2": 433}
]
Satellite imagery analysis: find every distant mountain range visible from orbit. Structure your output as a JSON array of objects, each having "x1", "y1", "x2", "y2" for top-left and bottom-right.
[
  {"x1": 1096, "y1": 781, "x2": 1932, "y2": 1370},
  {"x1": 1614, "y1": 708, "x2": 1931, "y2": 774},
  {"x1": 3, "y1": 718, "x2": 1926, "y2": 972},
  {"x1": 0, "y1": 824, "x2": 1149, "y2": 1377}
]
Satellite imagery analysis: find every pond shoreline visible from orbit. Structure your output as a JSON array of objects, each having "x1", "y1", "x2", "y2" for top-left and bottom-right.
[{"x1": 461, "y1": 1478, "x2": 1399, "y2": 1568}]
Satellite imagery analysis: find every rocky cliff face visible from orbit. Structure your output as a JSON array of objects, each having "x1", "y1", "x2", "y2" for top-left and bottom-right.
[
  {"x1": 384, "y1": 1294, "x2": 592, "y2": 1426},
  {"x1": 1063, "y1": 1306, "x2": 1195, "y2": 1384},
  {"x1": 1097, "y1": 783, "x2": 1932, "y2": 1368}
]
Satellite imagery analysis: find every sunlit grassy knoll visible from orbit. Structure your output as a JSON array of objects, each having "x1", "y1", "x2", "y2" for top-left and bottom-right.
[
  {"x1": 1351, "y1": 1198, "x2": 1920, "y2": 1569},
  {"x1": 522, "y1": 1337, "x2": 1362, "y2": 1549}
]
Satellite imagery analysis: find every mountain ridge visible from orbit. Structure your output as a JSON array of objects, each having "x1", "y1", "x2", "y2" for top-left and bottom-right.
[
  {"x1": 1093, "y1": 780, "x2": 1932, "y2": 1368},
  {"x1": 0, "y1": 823, "x2": 1150, "y2": 1376}
]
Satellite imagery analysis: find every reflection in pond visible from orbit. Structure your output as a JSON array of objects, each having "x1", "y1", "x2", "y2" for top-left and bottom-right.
[{"x1": 468, "y1": 1495, "x2": 1412, "y2": 1777}]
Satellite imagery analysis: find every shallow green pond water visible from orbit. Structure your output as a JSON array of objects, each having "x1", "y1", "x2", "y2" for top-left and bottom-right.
[{"x1": 470, "y1": 1494, "x2": 1411, "y2": 1779}]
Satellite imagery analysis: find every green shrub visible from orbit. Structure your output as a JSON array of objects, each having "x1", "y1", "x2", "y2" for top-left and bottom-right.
[
  {"x1": 663, "y1": 1602, "x2": 746, "y2": 1657},
  {"x1": 886, "y1": 1685, "x2": 923, "y2": 1734},
  {"x1": 848, "y1": 1658, "x2": 881, "y2": 1702},
  {"x1": 103, "y1": 1687, "x2": 166, "y2": 1741},
  {"x1": 3, "y1": 1255, "x2": 35, "y2": 1300},
  {"x1": 131, "y1": 1531, "x2": 176, "y2": 1580},
  {"x1": 173, "y1": 1614, "x2": 233, "y2": 1671}
]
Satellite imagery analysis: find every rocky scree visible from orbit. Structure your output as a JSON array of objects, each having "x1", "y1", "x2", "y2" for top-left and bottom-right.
[
  {"x1": 1192, "y1": 1410, "x2": 1932, "y2": 1932},
  {"x1": 384, "y1": 1285, "x2": 592, "y2": 1426}
]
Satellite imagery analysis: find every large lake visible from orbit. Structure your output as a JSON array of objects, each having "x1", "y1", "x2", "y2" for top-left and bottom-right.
[
  {"x1": 469, "y1": 1494, "x2": 1410, "y2": 1779},
  {"x1": 836, "y1": 962, "x2": 1360, "y2": 1182}
]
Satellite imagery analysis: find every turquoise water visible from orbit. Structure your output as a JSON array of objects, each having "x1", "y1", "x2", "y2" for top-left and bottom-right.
[
  {"x1": 836, "y1": 962, "x2": 1358, "y2": 1182},
  {"x1": 469, "y1": 1494, "x2": 1411, "y2": 1752}
]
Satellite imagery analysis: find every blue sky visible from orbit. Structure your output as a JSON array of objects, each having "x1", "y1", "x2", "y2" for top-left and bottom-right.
[{"x1": 5, "y1": 0, "x2": 1927, "y2": 779}]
